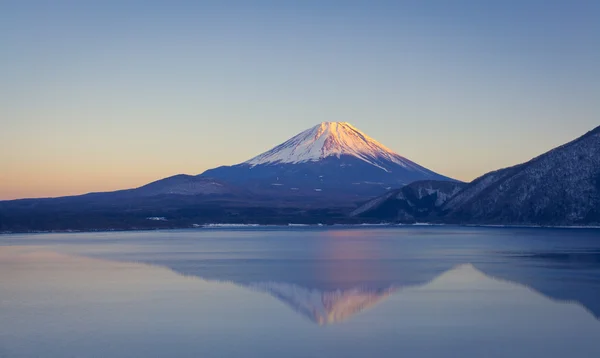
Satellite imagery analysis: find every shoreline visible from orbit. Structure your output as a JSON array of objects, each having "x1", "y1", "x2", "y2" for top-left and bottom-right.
[{"x1": 2, "y1": 222, "x2": 600, "y2": 235}]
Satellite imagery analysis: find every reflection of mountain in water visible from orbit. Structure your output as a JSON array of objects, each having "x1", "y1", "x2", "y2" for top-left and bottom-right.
[
  {"x1": 135, "y1": 251, "x2": 600, "y2": 324},
  {"x1": 5, "y1": 245, "x2": 600, "y2": 326},
  {"x1": 244, "y1": 264, "x2": 600, "y2": 325},
  {"x1": 248, "y1": 282, "x2": 396, "y2": 325},
  {"x1": 158, "y1": 260, "x2": 597, "y2": 325}
]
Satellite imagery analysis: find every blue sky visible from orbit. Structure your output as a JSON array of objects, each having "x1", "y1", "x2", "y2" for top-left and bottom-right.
[{"x1": 1, "y1": 0, "x2": 599, "y2": 199}]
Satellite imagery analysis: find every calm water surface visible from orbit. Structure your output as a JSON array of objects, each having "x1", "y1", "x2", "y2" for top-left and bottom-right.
[{"x1": 1, "y1": 226, "x2": 599, "y2": 357}]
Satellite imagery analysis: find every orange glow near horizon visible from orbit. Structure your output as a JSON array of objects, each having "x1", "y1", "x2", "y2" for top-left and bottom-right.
[
  {"x1": 2, "y1": 1, "x2": 599, "y2": 200},
  {"x1": 0, "y1": 164, "x2": 201, "y2": 200}
]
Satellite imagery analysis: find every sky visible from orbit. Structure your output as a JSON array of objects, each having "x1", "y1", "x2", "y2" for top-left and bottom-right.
[{"x1": 1, "y1": 0, "x2": 599, "y2": 200}]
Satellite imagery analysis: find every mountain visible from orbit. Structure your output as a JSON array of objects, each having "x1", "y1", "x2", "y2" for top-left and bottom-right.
[
  {"x1": 4, "y1": 124, "x2": 599, "y2": 231},
  {"x1": 350, "y1": 180, "x2": 466, "y2": 222},
  {"x1": 0, "y1": 122, "x2": 457, "y2": 232},
  {"x1": 441, "y1": 125, "x2": 600, "y2": 225},
  {"x1": 352, "y1": 125, "x2": 600, "y2": 225},
  {"x1": 201, "y1": 122, "x2": 454, "y2": 201}
]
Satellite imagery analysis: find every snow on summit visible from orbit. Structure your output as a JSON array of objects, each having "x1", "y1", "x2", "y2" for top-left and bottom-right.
[
  {"x1": 201, "y1": 121, "x2": 454, "y2": 199},
  {"x1": 245, "y1": 122, "x2": 414, "y2": 170}
]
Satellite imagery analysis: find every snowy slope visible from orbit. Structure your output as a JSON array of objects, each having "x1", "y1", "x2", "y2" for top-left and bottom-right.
[
  {"x1": 245, "y1": 122, "x2": 429, "y2": 174},
  {"x1": 201, "y1": 122, "x2": 455, "y2": 200}
]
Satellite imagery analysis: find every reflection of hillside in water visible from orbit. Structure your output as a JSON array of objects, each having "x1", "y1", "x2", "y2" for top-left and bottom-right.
[{"x1": 476, "y1": 250, "x2": 600, "y2": 320}]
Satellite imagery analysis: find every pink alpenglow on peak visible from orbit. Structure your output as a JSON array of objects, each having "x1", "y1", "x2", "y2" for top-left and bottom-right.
[
  {"x1": 245, "y1": 122, "x2": 415, "y2": 171},
  {"x1": 200, "y1": 122, "x2": 456, "y2": 201}
]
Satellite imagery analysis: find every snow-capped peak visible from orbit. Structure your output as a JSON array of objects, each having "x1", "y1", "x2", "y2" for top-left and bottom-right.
[{"x1": 244, "y1": 122, "x2": 415, "y2": 170}]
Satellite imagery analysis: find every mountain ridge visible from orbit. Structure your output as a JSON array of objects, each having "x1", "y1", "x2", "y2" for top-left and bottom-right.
[{"x1": 355, "y1": 125, "x2": 600, "y2": 225}]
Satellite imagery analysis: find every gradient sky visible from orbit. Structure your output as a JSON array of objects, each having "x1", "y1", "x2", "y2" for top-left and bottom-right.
[{"x1": 2, "y1": 0, "x2": 599, "y2": 199}]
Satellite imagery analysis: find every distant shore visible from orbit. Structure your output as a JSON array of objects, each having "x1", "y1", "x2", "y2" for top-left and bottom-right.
[{"x1": 2, "y1": 222, "x2": 600, "y2": 235}]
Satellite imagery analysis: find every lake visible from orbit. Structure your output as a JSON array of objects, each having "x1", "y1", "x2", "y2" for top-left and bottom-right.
[{"x1": 1, "y1": 226, "x2": 599, "y2": 357}]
